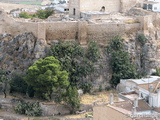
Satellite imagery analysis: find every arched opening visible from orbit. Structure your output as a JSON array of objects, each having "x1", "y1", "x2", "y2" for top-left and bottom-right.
[{"x1": 100, "y1": 6, "x2": 105, "y2": 12}]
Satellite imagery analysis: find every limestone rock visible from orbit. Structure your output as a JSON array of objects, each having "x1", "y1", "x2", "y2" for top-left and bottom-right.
[{"x1": 0, "y1": 32, "x2": 47, "y2": 72}]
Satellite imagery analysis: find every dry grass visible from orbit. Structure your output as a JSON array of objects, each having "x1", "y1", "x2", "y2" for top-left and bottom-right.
[
  {"x1": 64, "y1": 113, "x2": 90, "y2": 118},
  {"x1": 124, "y1": 19, "x2": 140, "y2": 24},
  {"x1": 80, "y1": 90, "x2": 118, "y2": 105}
]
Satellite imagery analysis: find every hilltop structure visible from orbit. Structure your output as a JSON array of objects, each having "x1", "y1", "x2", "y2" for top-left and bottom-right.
[{"x1": 2, "y1": 0, "x2": 160, "y2": 88}]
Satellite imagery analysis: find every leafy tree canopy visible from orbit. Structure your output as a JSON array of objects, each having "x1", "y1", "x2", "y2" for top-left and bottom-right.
[
  {"x1": 50, "y1": 41, "x2": 100, "y2": 86},
  {"x1": 25, "y1": 56, "x2": 69, "y2": 100},
  {"x1": 107, "y1": 36, "x2": 137, "y2": 87},
  {"x1": 63, "y1": 86, "x2": 80, "y2": 113}
]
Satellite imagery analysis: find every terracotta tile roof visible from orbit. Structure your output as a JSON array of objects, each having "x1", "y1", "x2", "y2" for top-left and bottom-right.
[
  {"x1": 111, "y1": 100, "x2": 152, "y2": 112},
  {"x1": 135, "y1": 118, "x2": 158, "y2": 120},
  {"x1": 138, "y1": 80, "x2": 160, "y2": 92},
  {"x1": 154, "y1": 108, "x2": 160, "y2": 113}
]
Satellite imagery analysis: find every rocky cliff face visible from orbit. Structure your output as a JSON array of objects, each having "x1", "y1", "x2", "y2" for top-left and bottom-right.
[
  {"x1": 0, "y1": 32, "x2": 47, "y2": 73},
  {"x1": 123, "y1": 35, "x2": 160, "y2": 75},
  {"x1": 1, "y1": 31, "x2": 160, "y2": 89}
]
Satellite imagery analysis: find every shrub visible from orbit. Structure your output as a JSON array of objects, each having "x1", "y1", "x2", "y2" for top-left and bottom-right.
[
  {"x1": 137, "y1": 34, "x2": 146, "y2": 46},
  {"x1": 10, "y1": 73, "x2": 27, "y2": 94},
  {"x1": 19, "y1": 12, "x2": 31, "y2": 19},
  {"x1": 80, "y1": 82, "x2": 93, "y2": 94},
  {"x1": 105, "y1": 86, "x2": 111, "y2": 91},
  {"x1": 107, "y1": 36, "x2": 137, "y2": 87},
  {"x1": 99, "y1": 85, "x2": 103, "y2": 92},
  {"x1": 36, "y1": 8, "x2": 54, "y2": 19},
  {"x1": 63, "y1": 86, "x2": 80, "y2": 114},
  {"x1": 15, "y1": 101, "x2": 42, "y2": 116}
]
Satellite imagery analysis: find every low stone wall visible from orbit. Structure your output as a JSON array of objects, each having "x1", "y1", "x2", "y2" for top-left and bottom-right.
[
  {"x1": 41, "y1": 103, "x2": 92, "y2": 116},
  {"x1": 0, "y1": 97, "x2": 92, "y2": 117}
]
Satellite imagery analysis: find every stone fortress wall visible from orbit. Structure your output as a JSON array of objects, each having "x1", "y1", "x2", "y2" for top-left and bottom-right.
[
  {"x1": 0, "y1": 9, "x2": 143, "y2": 46},
  {"x1": 0, "y1": 0, "x2": 150, "y2": 46}
]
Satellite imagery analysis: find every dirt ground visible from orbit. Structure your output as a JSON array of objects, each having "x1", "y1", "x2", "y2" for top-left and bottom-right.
[{"x1": 0, "y1": 90, "x2": 118, "y2": 119}]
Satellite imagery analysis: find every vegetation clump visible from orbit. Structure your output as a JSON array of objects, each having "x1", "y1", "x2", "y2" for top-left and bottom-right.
[
  {"x1": 15, "y1": 101, "x2": 42, "y2": 116},
  {"x1": 25, "y1": 56, "x2": 69, "y2": 100},
  {"x1": 50, "y1": 41, "x2": 100, "y2": 87},
  {"x1": 19, "y1": 8, "x2": 54, "y2": 19},
  {"x1": 107, "y1": 36, "x2": 137, "y2": 87}
]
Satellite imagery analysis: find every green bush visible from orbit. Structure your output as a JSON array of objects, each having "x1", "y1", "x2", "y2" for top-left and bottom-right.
[
  {"x1": 36, "y1": 8, "x2": 54, "y2": 19},
  {"x1": 15, "y1": 101, "x2": 42, "y2": 116},
  {"x1": 19, "y1": 12, "x2": 31, "y2": 19},
  {"x1": 80, "y1": 82, "x2": 93, "y2": 94},
  {"x1": 63, "y1": 86, "x2": 80, "y2": 113},
  {"x1": 10, "y1": 73, "x2": 27, "y2": 94},
  {"x1": 0, "y1": 103, "x2": 2, "y2": 109},
  {"x1": 99, "y1": 85, "x2": 102, "y2": 92},
  {"x1": 137, "y1": 34, "x2": 146, "y2": 46},
  {"x1": 107, "y1": 36, "x2": 137, "y2": 87},
  {"x1": 19, "y1": 8, "x2": 54, "y2": 19},
  {"x1": 105, "y1": 86, "x2": 111, "y2": 91}
]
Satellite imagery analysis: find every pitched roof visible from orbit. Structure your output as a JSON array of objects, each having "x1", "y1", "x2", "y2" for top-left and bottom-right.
[{"x1": 110, "y1": 100, "x2": 152, "y2": 112}]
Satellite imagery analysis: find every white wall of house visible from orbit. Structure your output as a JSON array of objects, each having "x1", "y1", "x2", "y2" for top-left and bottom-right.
[
  {"x1": 152, "y1": 3, "x2": 160, "y2": 12},
  {"x1": 148, "y1": 0, "x2": 160, "y2": 2}
]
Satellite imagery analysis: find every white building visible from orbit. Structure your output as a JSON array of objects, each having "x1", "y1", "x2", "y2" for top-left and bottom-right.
[
  {"x1": 143, "y1": 0, "x2": 160, "y2": 12},
  {"x1": 117, "y1": 76, "x2": 160, "y2": 108}
]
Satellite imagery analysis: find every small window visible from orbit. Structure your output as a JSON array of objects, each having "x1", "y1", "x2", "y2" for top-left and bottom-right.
[
  {"x1": 64, "y1": 9, "x2": 69, "y2": 11},
  {"x1": 154, "y1": 7, "x2": 157, "y2": 10},
  {"x1": 143, "y1": 4, "x2": 147, "y2": 9},
  {"x1": 148, "y1": 4, "x2": 152, "y2": 10},
  {"x1": 100, "y1": 6, "x2": 105, "y2": 12}
]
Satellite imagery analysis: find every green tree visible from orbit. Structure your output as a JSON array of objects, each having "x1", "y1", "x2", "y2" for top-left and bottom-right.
[
  {"x1": 50, "y1": 41, "x2": 100, "y2": 87},
  {"x1": 25, "y1": 56, "x2": 69, "y2": 100},
  {"x1": 10, "y1": 73, "x2": 27, "y2": 94},
  {"x1": 0, "y1": 68, "x2": 10, "y2": 98},
  {"x1": 63, "y1": 86, "x2": 80, "y2": 113},
  {"x1": 107, "y1": 36, "x2": 137, "y2": 87},
  {"x1": 86, "y1": 41, "x2": 100, "y2": 62}
]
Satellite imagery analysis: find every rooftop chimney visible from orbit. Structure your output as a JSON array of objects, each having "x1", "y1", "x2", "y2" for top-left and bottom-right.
[
  {"x1": 134, "y1": 98, "x2": 138, "y2": 107},
  {"x1": 149, "y1": 84, "x2": 153, "y2": 92},
  {"x1": 109, "y1": 93, "x2": 114, "y2": 104},
  {"x1": 132, "y1": 107, "x2": 137, "y2": 116}
]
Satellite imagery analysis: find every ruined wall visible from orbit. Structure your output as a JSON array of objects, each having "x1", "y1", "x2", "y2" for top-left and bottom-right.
[
  {"x1": 46, "y1": 21, "x2": 78, "y2": 41},
  {"x1": 0, "y1": 10, "x2": 38, "y2": 37}
]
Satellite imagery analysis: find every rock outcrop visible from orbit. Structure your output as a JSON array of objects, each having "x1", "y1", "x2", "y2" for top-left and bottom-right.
[{"x1": 0, "y1": 32, "x2": 47, "y2": 72}]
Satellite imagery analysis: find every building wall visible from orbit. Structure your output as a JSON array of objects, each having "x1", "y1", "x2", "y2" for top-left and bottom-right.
[
  {"x1": 93, "y1": 105, "x2": 132, "y2": 120},
  {"x1": 69, "y1": 0, "x2": 80, "y2": 18},
  {"x1": 79, "y1": 0, "x2": 120, "y2": 13},
  {"x1": 69, "y1": 0, "x2": 120, "y2": 18}
]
